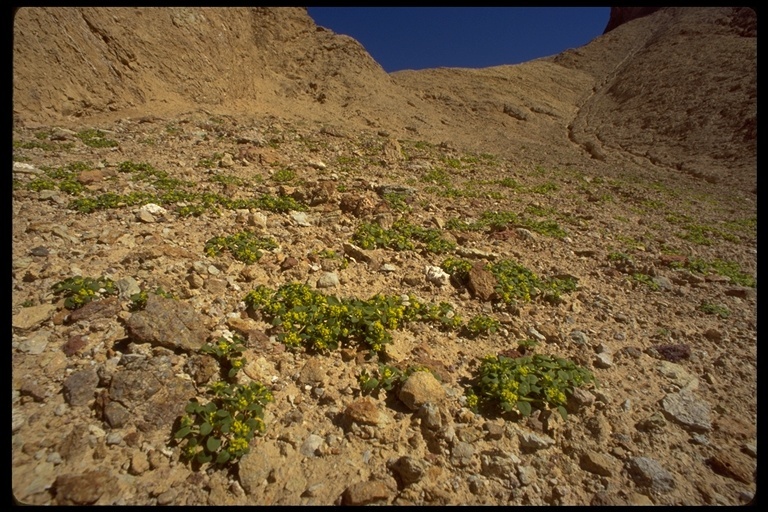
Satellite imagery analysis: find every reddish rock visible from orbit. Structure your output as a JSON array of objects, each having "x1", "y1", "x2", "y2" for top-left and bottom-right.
[{"x1": 467, "y1": 262, "x2": 497, "y2": 301}]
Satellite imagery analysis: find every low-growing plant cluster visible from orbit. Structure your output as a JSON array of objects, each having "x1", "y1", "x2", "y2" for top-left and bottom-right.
[
  {"x1": 698, "y1": 301, "x2": 730, "y2": 318},
  {"x1": 204, "y1": 231, "x2": 278, "y2": 264},
  {"x1": 77, "y1": 128, "x2": 118, "y2": 148},
  {"x1": 671, "y1": 256, "x2": 756, "y2": 288},
  {"x1": 464, "y1": 315, "x2": 501, "y2": 338},
  {"x1": 174, "y1": 334, "x2": 273, "y2": 466},
  {"x1": 352, "y1": 218, "x2": 456, "y2": 254},
  {"x1": 446, "y1": 209, "x2": 568, "y2": 239},
  {"x1": 128, "y1": 287, "x2": 177, "y2": 311},
  {"x1": 465, "y1": 351, "x2": 595, "y2": 420},
  {"x1": 61, "y1": 159, "x2": 306, "y2": 215},
  {"x1": 244, "y1": 282, "x2": 461, "y2": 353},
  {"x1": 358, "y1": 364, "x2": 440, "y2": 397},
  {"x1": 51, "y1": 276, "x2": 117, "y2": 310},
  {"x1": 441, "y1": 258, "x2": 578, "y2": 305}
]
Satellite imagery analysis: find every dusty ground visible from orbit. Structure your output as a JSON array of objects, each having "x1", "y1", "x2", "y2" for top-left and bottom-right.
[{"x1": 11, "y1": 6, "x2": 756, "y2": 506}]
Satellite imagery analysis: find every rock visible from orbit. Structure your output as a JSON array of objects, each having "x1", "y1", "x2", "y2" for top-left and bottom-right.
[
  {"x1": 341, "y1": 480, "x2": 390, "y2": 506},
  {"x1": 603, "y1": 7, "x2": 663, "y2": 33},
  {"x1": 68, "y1": 296, "x2": 121, "y2": 323},
  {"x1": 300, "y1": 434, "x2": 324, "y2": 457},
  {"x1": 480, "y1": 449, "x2": 521, "y2": 480},
  {"x1": 660, "y1": 390, "x2": 712, "y2": 433},
  {"x1": 569, "y1": 329, "x2": 590, "y2": 346},
  {"x1": 12, "y1": 304, "x2": 57, "y2": 330},
  {"x1": 580, "y1": 449, "x2": 620, "y2": 476},
  {"x1": 130, "y1": 452, "x2": 150, "y2": 475},
  {"x1": 566, "y1": 387, "x2": 596, "y2": 413},
  {"x1": 237, "y1": 440, "x2": 283, "y2": 495},
  {"x1": 125, "y1": 294, "x2": 209, "y2": 352},
  {"x1": 290, "y1": 211, "x2": 312, "y2": 226},
  {"x1": 417, "y1": 402, "x2": 443, "y2": 430},
  {"x1": 297, "y1": 358, "x2": 326, "y2": 386},
  {"x1": 116, "y1": 277, "x2": 142, "y2": 300},
  {"x1": 626, "y1": 457, "x2": 675, "y2": 493},
  {"x1": 657, "y1": 361, "x2": 698, "y2": 390},
  {"x1": 104, "y1": 401, "x2": 131, "y2": 428},
  {"x1": 724, "y1": 286, "x2": 755, "y2": 300},
  {"x1": 17, "y1": 330, "x2": 51, "y2": 355},
  {"x1": 387, "y1": 456, "x2": 427, "y2": 485},
  {"x1": 467, "y1": 262, "x2": 497, "y2": 301},
  {"x1": 219, "y1": 153, "x2": 235, "y2": 168},
  {"x1": 450, "y1": 441, "x2": 475, "y2": 467},
  {"x1": 425, "y1": 265, "x2": 451, "y2": 287},
  {"x1": 518, "y1": 430, "x2": 555, "y2": 451},
  {"x1": 62, "y1": 368, "x2": 99, "y2": 406},
  {"x1": 398, "y1": 371, "x2": 445, "y2": 411},
  {"x1": 53, "y1": 470, "x2": 116, "y2": 505},
  {"x1": 706, "y1": 450, "x2": 753, "y2": 484},
  {"x1": 593, "y1": 352, "x2": 613, "y2": 369},
  {"x1": 316, "y1": 272, "x2": 339, "y2": 289},
  {"x1": 343, "y1": 398, "x2": 391, "y2": 427}
]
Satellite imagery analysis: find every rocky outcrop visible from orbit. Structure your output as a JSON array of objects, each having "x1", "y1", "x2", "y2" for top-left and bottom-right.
[{"x1": 603, "y1": 7, "x2": 663, "y2": 34}]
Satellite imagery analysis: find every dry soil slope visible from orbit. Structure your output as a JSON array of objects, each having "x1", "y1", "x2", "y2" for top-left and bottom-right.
[
  {"x1": 554, "y1": 7, "x2": 756, "y2": 194},
  {"x1": 13, "y1": 7, "x2": 755, "y2": 192}
]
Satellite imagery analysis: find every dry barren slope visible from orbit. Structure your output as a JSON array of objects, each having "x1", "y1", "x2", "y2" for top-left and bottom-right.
[
  {"x1": 11, "y1": 5, "x2": 757, "y2": 507},
  {"x1": 13, "y1": 7, "x2": 756, "y2": 193}
]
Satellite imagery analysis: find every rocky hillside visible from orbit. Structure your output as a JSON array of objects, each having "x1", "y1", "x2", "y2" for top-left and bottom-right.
[{"x1": 12, "y1": 7, "x2": 756, "y2": 506}]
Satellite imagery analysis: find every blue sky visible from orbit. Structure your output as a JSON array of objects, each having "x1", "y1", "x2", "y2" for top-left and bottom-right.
[{"x1": 307, "y1": 7, "x2": 610, "y2": 73}]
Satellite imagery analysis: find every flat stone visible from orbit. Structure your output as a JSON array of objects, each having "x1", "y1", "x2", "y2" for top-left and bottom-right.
[
  {"x1": 398, "y1": 371, "x2": 445, "y2": 411},
  {"x1": 580, "y1": 449, "x2": 620, "y2": 476},
  {"x1": 342, "y1": 480, "x2": 390, "y2": 506},
  {"x1": 12, "y1": 304, "x2": 57, "y2": 330},
  {"x1": 626, "y1": 457, "x2": 675, "y2": 493},
  {"x1": 661, "y1": 390, "x2": 712, "y2": 433}
]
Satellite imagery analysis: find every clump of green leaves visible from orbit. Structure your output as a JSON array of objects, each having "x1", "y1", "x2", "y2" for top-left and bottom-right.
[
  {"x1": 128, "y1": 287, "x2": 176, "y2": 311},
  {"x1": 52, "y1": 276, "x2": 117, "y2": 310},
  {"x1": 632, "y1": 273, "x2": 660, "y2": 291},
  {"x1": 382, "y1": 192, "x2": 411, "y2": 212},
  {"x1": 244, "y1": 283, "x2": 460, "y2": 354},
  {"x1": 272, "y1": 168, "x2": 296, "y2": 183},
  {"x1": 466, "y1": 353, "x2": 595, "y2": 420},
  {"x1": 174, "y1": 335, "x2": 273, "y2": 467},
  {"x1": 204, "y1": 231, "x2": 278, "y2": 264},
  {"x1": 352, "y1": 218, "x2": 455, "y2": 254},
  {"x1": 672, "y1": 257, "x2": 755, "y2": 288},
  {"x1": 358, "y1": 364, "x2": 440, "y2": 397},
  {"x1": 77, "y1": 129, "x2": 118, "y2": 148},
  {"x1": 464, "y1": 315, "x2": 501, "y2": 338},
  {"x1": 698, "y1": 301, "x2": 730, "y2": 318},
  {"x1": 441, "y1": 258, "x2": 577, "y2": 306}
]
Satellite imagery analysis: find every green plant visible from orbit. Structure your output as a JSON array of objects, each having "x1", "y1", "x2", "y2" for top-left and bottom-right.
[
  {"x1": 51, "y1": 276, "x2": 117, "y2": 310},
  {"x1": 129, "y1": 287, "x2": 176, "y2": 311},
  {"x1": 466, "y1": 353, "x2": 595, "y2": 420},
  {"x1": 204, "y1": 231, "x2": 278, "y2": 264},
  {"x1": 77, "y1": 129, "x2": 118, "y2": 148},
  {"x1": 351, "y1": 219, "x2": 455, "y2": 254},
  {"x1": 632, "y1": 273, "x2": 660, "y2": 291},
  {"x1": 698, "y1": 301, "x2": 730, "y2": 318},
  {"x1": 20, "y1": 300, "x2": 34, "y2": 307},
  {"x1": 244, "y1": 283, "x2": 460, "y2": 354},
  {"x1": 382, "y1": 192, "x2": 411, "y2": 212},
  {"x1": 272, "y1": 168, "x2": 296, "y2": 183},
  {"x1": 530, "y1": 182, "x2": 559, "y2": 194},
  {"x1": 673, "y1": 257, "x2": 755, "y2": 288},
  {"x1": 464, "y1": 315, "x2": 501, "y2": 338},
  {"x1": 174, "y1": 335, "x2": 273, "y2": 466},
  {"x1": 358, "y1": 364, "x2": 440, "y2": 397}
]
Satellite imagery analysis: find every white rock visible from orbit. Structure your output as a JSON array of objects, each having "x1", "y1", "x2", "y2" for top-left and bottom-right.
[{"x1": 425, "y1": 265, "x2": 451, "y2": 287}]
